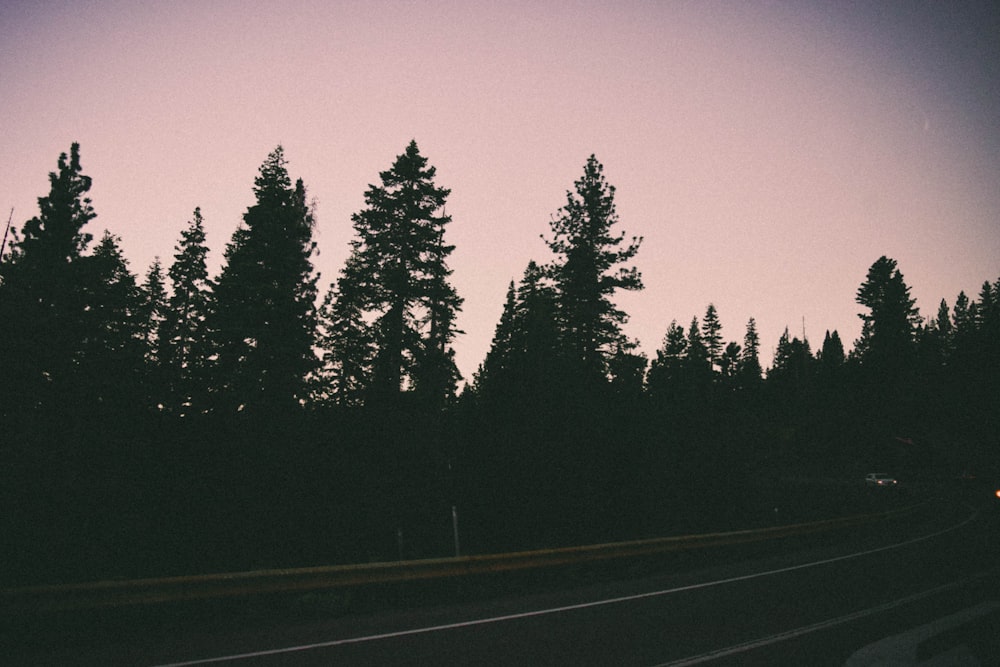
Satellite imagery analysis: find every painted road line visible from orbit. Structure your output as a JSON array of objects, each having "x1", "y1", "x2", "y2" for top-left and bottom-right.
[
  {"x1": 654, "y1": 574, "x2": 996, "y2": 666},
  {"x1": 152, "y1": 507, "x2": 977, "y2": 666},
  {"x1": 844, "y1": 599, "x2": 1000, "y2": 666}
]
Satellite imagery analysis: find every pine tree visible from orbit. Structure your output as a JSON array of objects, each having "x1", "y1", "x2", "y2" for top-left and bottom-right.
[
  {"x1": 975, "y1": 280, "x2": 1000, "y2": 373},
  {"x1": 770, "y1": 327, "x2": 813, "y2": 386},
  {"x1": 543, "y1": 155, "x2": 642, "y2": 379},
  {"x1": 211, "y1": 148, "x2": 319, "y2": 415},
  {"x1": 646, "y1": 320, "x2": 687, "y2": 400},
  {"x1": 138, "y1": 259, "x2": 167, "y2": 365},
  {"x1": 0, "y1": 143, "x2": 97, "y2": 438},
  {"x1": 685, "y1": 316, "x2": 710, "y2": 378},
  {"x1": 854, "y1": 256, "x2": 921, "y2": 376},
  {"x1": 161, "y1": 208, "x2": 213, "y2": 415},
  {"x1": 340, "y1": 140, "x2": 462, "y2": 407},
  {"x1": 720, "y1": 341, "x2": 742, "y2": 382},
  {"x1": 313, "y1": 252, "x2": 376, "y2": 407},
  {"x1": 474, "y1": 261, "x2": 563, "y2": 403},
  {"x1": 77, "y1": 231, "x2": 146, "y2": 413},
  {"x1": 136, "y1": 258, "x2": 168, "y2": 412},
  {"x1": 473, "y1": 280, "x2": 518, "y2": 398},
  {"x1": 701, "y1": 304, "x2": 723, "y2": 373},
  {"x1": 925, "y1": 299, "x2": 953, "y2": 364},
  {"x1": 819, "y1": 330, "x2": 845, "y2": 371},
  {"x1": 738, "y1": 317, "x2": 763, "y2": 386}
]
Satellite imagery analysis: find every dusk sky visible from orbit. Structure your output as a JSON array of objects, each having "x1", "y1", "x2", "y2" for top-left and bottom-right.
[{"x1": 3, "y1": 0, "x2": 998, "y2": 381}]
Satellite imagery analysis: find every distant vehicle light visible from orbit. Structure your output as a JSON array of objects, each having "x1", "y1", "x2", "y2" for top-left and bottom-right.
[
  {"x1": 995, "y1": 489, "x2": 1000, "y2": 499},
  {"x1": 865, "y1": 473, "x2": 897, "y2": 486}
]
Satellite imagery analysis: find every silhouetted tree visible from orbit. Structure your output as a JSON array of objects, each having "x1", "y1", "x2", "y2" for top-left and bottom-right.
[
  {"x1": 818, "y1": 330, "x2": 844, "y2": 371},
  {"x1": 701, "y1": 303, "x2": 723, "y2": 373},
  {"x1": 738, "y1": 317, "x2": 763, "y2": 387},
  {"x1": 719, "y1": 341, "x2": 742, "y2": 383},
  {"x1": 211, "y1": 147, "x2": 318, "y2": 416},
  {"x1": 685, "y1": 316, "x2": 712, "y2": 387},
  {"x1": 931, "y1": 299, "x2": 954, "y2": 358},
  {"x1": 77, "y1": 231, "x2": 146, "y2": 417},
  {"x1": 769, "y1": 327, "x2": 813, "y2": 387},
  {"x1": 974, "y1": 279, "x2": 1000, "y2": 374},
  {"x1": 0, "y1": 143, "x2": 96, "y2": 440},
  {"x1": 313, "y1": 252, "x2": 376, "y2": 407},
  {"x1": 543, "y1": 155, "x2": 642, "y2": 380},
  {"x1": 646, "y1": 320, "x2": 688, "y2": 402},
  {"x1": 854, "y1": 256, "x2": 920, "y2": 378},
  {"x1": 472, "y1": 280, "x2": 518, "y2": 398},
  {"x1": 138, "y1": 258, "x2": 167, "y2": 365},
  {"x1": 340, "y1": 140, "x2": 461, "y2": 407},
  {"x1": 474, "y1": 260, "x2": 564, "y2": 402},
  {"x1": 159, "y1": 208, "x2": 213, "y2": 416}
]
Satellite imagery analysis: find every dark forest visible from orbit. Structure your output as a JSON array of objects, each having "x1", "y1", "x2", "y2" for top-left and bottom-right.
[{"x1": 2, "y1": 143, "x2": 998, "y2": 587}]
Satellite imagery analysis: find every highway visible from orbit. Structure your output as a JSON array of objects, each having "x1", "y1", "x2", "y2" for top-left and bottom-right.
[{"x1": 8, "y1": 497, "x2": 999, "y2": 665}]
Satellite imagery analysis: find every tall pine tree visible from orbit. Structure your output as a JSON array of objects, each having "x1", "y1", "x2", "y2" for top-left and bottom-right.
[
  {"x1": 542, "y1": 155, "x2": 642, "y2": 380},
  {"x1": 161, "y1": 208, "x2": 213, "y2": 416},
  {"x1": 701, "y1": 303, "x2": 723, "y2": 374},
  {"x1": 738, "y1": 317, "x2": 763, "y2": 387},
  {"x1": 854, "y1": 256, "x2": 921, "y2": 378},
  {"x1": 336, "y1": 140, "x2": 462, "y2": 407},
  {"x1": 211, "y1": 148, "x2": 318, "y2": 416},
  {"x1": 0, "y1": 143, "x2": 96, "y2": 441},
  {"x1": 77, "y1": 231, "x2": 146, "y2": 419}
]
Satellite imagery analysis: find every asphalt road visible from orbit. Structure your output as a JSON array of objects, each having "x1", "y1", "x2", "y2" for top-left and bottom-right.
[{"x1": 9, "y1": 497, "x2": 1000, "y2": 666}]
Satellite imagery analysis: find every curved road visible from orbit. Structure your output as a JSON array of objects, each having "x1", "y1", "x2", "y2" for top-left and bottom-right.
[{"x1": 13, "y1": 498, "x2": 1000, "y2": 665}]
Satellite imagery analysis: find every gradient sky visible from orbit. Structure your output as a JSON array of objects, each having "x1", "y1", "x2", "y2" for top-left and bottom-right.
[{"x1": 3, "y1": 0, "x2": 999, "y2": 381}]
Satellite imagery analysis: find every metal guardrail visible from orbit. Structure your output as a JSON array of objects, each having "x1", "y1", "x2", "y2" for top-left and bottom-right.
[{"x1": 1, "y1": 503, "x2": 922, "y2": 613}]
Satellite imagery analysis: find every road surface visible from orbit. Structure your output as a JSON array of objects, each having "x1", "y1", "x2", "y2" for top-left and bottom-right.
[{"x1": 8, "y1": 498, "x2": 999, "y2": 665}]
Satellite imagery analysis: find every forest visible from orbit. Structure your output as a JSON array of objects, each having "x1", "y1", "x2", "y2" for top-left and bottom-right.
[{"x1": 1, "y1": 142, "x2": 998, "y2": 586}]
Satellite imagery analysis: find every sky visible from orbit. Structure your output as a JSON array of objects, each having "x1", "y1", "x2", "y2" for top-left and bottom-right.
[{"x1": 2, "y1": 0, "x2": 999, "y2": 381}]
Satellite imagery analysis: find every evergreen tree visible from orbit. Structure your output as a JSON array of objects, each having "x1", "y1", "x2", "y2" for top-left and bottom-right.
[
  {"x1": 474, "y1": 261, "x2": 564, "y2": 402},
  {"x1": 0, "y1": 143, "x2": 96, "y2": 438},
  {"x1": 770, "y1": 327, "x2": 813, "y2": 386},
  {"x1": 77, "y1": 231, "x2": 146, "y2": 414},
  {"x1": 646, "y1": 320, "x2": 688, "y2": 401},
  {"x1": 161, "y1": 208, "x2": 213, "y2": 416},
  {"x1": 975, "y1": 280, "x2": 1000, "y2": 372},
  {"x1": 138, "y1": 259, "x2": 167, "y2": 365},
  {"x1": 685, "y1": 316, "x2": 711, "y2": 380},
  {"x1": 313, "y1": 252, "x2": 376, "y2": 407},
  {"x1": 136, "y1": 258, "x2": 168, "y2": 411},
  {"x1": 952, "y1": 291, "x2": 972, "y2": 334},
  {"x1": 819, "y1": 330, "x2": 844, "y2": 369},
  {"x1": 738, "y1": 317, "x2": 763, "y2": 386},
  {"x1": 854, "y1": 256, "x2": 921, "y2": 377},
  {"x1": 719, "y1": 341, "x2": 742, "y2": 383},
  {"x1": 473, "y1": 280, "x2": 518, "y2": 398},
  {"x1": 542, "y1": 155, "x2": 642, "y2": 379},
  {"x1": 211, "y1": 148, "x2": 319, "y2": 415},
  {"x1": 701, "y1": 304, "x2": 723, "y2": 373},
  {"x1": 926, "y1": 299, "x2": 954, "y2": 363},
  {"x1": 340, "y1": 140, "x2": 462, "y2": 406}
]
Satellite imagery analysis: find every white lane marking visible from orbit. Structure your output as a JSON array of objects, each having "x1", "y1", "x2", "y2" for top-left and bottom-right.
[
  {"x1": 153, "y1": 507, "x2": 978, "y2": 666},
  {"x1": 653, "y1": 573, "x2": 996, "y2": 666},
  {"x1": 844, "y1": 599, "x2": 1000, "y2": 666}
]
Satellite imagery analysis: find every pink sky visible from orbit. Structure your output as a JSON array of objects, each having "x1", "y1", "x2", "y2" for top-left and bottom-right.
[{"x1": 3, "y1": 1, "x2": 998, "y2": 380}]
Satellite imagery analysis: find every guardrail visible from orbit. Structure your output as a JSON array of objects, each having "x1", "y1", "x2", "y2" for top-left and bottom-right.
[{"x1": 1, "y1": 503, "x2": 922, "y2": 613}]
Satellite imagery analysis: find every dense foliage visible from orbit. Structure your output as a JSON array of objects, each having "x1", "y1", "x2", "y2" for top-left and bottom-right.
[{"x1": 1, "y1": 145, "x2": 997, "y2": 585}]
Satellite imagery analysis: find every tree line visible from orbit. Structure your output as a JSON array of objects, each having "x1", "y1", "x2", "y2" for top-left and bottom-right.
[{"x1": 1, "y1": 143, "x2": 997, "y2": 584}]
